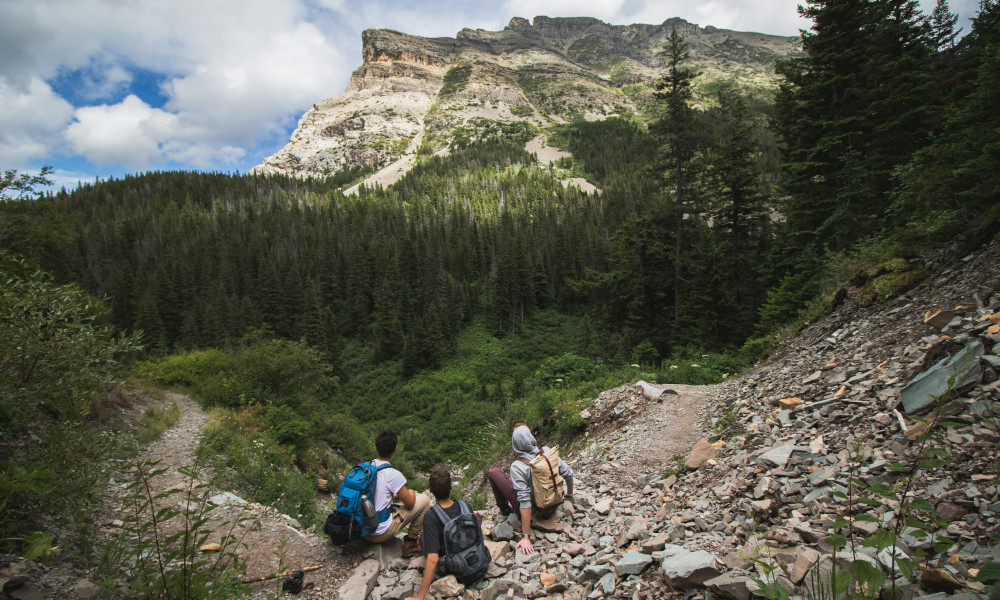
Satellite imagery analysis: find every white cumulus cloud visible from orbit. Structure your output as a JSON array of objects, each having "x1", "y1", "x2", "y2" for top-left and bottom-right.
[
  {"x1": 0, "y1": 77, "x2": 74, "y2": 166},
  {"x1": 1, "y1": 0, "x2": 348, "y2": 170},
  {"x1": 66, "y1": 95, "x2": 183, "y2": 169},
  {"x1": 65, "y1": 95, "x2": 251, "y2": 170}
]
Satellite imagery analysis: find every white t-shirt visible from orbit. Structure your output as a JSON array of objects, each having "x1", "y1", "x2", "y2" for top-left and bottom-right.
[{"x1": 371, "y1": 459, "x2": 407, "y2": 536}]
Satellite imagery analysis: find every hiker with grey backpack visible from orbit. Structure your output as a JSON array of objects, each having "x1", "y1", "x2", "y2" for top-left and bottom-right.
[
  {"x1": 406, "y1": 468, "x2": 491, "y2": 600},
  {"x1": 487, "y1": 424, "x2": 574, "y2": 555}
]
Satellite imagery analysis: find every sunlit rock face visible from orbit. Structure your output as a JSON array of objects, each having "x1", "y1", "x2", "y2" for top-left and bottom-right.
[{"x1": 254, "y1": 16, "x2": 799, "y2": 178}]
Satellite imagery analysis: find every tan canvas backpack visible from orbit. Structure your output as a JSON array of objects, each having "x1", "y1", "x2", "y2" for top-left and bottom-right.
[{"x1": 523, "y1": 445, "x2": 565, "y2": 511}]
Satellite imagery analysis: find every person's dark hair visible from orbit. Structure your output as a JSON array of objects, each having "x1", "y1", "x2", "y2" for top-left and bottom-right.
[
  {"x1": 375, "y1": 430, "x2": 397, "y2": 459},
  {"x1": 428, "y1": 468, "x2": 452, "y2": 501}
]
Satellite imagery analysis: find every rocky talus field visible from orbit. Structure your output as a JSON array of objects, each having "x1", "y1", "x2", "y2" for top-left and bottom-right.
[{"x1": 320, "y1": 239, "x2": 1000, "y2": 600}]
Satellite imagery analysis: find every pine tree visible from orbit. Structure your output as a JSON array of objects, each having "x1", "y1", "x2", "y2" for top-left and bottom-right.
[
  {"x1": 372, "y1": 278, "x2": 404, "y2": 362},
  {"x1": 895, "y1": 0, "x2": 1000, "y2": 224},
  {"x1": 930, "y1": 0, "x2": 960, "y2": 50},
  {"x1": 776, "y1": 0, "x2": 936, "y2": 253},
  {"x1": 319, "y1": 306, "x2": 343, "y2": 377},
  {"x1": 650, "y1": 30, "x2": 705, "y2": 322},
  {"x1": 703, "y1": 90, "x2": 772, "y2": 335}
]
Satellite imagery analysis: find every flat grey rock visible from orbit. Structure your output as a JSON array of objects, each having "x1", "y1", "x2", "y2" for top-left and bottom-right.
[
  {"x1": 615, "y1": 550, "x2": 653, "y2": 576},
  {"x1": 492, "y1": 521, "x2": 515, "y2": 541},
  {"x1": 338, "y1": 559, "x2": 381, "y2": 600},
  {"x1": 900, "y1": 341, "x2": 983, "y2": 413},
  {"x1": 757, "y1": 444, "x2": 795, "y2": 468},
  {"x1": 661, "y1": 547, "x2": 723, "y2": 588},
  {"x1": 207, "y1": 491, "x2": 247, "y2": 505},
  {"x1": 705, "y1": 572, "x2": 752, "y2": 600}
]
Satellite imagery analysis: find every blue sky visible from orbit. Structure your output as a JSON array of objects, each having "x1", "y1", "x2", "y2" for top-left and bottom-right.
[{"x1": 0, "y1": 0, "x2": 980, "y2": 191}]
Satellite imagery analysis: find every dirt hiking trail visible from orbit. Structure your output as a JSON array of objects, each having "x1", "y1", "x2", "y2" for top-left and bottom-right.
[
  {"x1": 569, "y1": 383, "x2": 717, "y2": 488},
  {"x1": 119, "y1": 392, "x2": 358, "y2": 599},
  {"x1": 125, "y1": 382, "x2": 718, "y2": 598}
]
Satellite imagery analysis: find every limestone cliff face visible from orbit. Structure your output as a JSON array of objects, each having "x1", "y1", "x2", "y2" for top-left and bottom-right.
[{"x1": 254, "y1": 16, "x2": 799, "y2": 179}]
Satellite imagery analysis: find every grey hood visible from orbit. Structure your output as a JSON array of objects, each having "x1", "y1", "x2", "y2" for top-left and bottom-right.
[{"x1": 512, "y1": 425, "x2": 538, "y2": 460}]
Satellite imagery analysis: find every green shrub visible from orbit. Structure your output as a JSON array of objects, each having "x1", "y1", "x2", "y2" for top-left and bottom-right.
[
  {"x1": 631, "y1": 341, "x2": 659, "y2": 366},
  {"x1": 740, "y1": 335, "x2": 777, "y2": 362},
  {"x1": 656, "y1": 353, "x2": 737, "y2": 385},
  {"x1": 440, "y1": 65, "x2": 472, "y2": 96},
  {"x1": 198, "y1": 406, "x2": 318, "y2": 522},
  {"x1": 266, "y1": 404, "x2": 309, "y2": 446},
  {"x1": 531, "y1": 353, "x2": 598, "y2": 388},
  {"x1": 135, "y1": 348, "x2": 231, "y2": 389},
  {"x1": 0, "y1": 252, "x2": 140, "y2": 557}
]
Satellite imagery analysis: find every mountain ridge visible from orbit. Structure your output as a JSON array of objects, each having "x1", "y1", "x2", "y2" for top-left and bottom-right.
[{"x1": 253, "y1": 16, "x2": 799, "y2": 182}]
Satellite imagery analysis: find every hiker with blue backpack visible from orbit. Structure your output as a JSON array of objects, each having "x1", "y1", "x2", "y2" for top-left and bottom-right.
[
  {"x1": 487, "y1": 424, "x2": 574, "y2": 556},
  {"x1": 324, "y1": 430, "x2": 428, "y2": 556},
  {"x1": 406, "y1": 468, "x2": 491, "y2": 600}
]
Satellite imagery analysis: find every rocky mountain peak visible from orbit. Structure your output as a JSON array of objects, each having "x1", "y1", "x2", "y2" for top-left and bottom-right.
[
  {"x1": 360, "y1": 28, "x2": 456, "y2": 68},
  {"x1": 254, "y1": 16, "x2": 800, "y2": 185}
]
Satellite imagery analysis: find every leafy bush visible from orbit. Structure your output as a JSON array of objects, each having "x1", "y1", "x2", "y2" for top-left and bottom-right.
[
  {"x1": 631, "y1": 341, "x2": 659, "y2": 366},
  {"x1": 1, "y1": 252, "x2": 142, "y2": 424},
  {"x1": 0, "y1": 252, "x2": 141, "y2": 558},
  {"x1": 739, "y1": 335, "x2": 777, "y2": 362},
  {"x1": 266, "y1": 404, "x2": 309, "y2": 446},
  {"x1": 656, "y1": 352, "x2": 738, "y2": 385},
  {"x1": 198, "y1": 406, "x2": 318, "y2": 521},
  {"x1": 135, "y1": 349, "x2": 230, "y2": 389},
  {"x1": 229, "y1": 331, "x2": 334, "y2": 409},
  {"x1": 530, "y1": 353, "x2": 598, "y2": 388}
]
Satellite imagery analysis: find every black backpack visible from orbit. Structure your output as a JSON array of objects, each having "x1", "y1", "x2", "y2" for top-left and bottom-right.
[{"x1": 432, "y1": 501, "x2": 491, "y2": 586}]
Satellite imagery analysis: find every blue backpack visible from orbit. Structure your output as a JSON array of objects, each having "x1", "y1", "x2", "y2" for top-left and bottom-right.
[{"x1": 324, "y1": 462, "x2": 392, "y2": 544}]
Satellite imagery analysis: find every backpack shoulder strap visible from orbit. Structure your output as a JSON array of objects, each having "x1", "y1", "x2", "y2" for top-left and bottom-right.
[
  {"x1": 431, "y1": 503, "x2": 453, "y2": 554},
  {"x1": 431, "y1": 502, "x2": 450, "y2": 522},
  {"x1": 365, "y1": 462, "x2": 391, "y2": 484},
  {"x1": 457, "y1": 500, "x2": 471, "y2": 515}
]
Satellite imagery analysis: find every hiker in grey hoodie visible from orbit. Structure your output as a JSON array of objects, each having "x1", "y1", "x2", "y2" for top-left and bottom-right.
[{"x1": 487, "y1": 424, "x2": 574, "y2": 555}]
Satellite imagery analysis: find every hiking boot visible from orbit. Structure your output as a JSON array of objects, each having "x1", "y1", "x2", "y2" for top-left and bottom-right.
[{"x1": 402, "y1": 538, "x2": 422, "y2": 557}]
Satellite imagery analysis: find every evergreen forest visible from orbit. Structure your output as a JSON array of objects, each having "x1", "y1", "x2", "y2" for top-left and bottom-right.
[{"x1": 1, "y1": 0, "x2": 998, "y2": 558}]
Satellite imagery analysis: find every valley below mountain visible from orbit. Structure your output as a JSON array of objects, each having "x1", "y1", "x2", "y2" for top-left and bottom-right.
[{"x1": 8, "y1": 236, "x2": 997, "y2": 600}]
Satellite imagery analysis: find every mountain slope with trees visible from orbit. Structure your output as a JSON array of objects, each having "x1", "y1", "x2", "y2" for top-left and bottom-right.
[{"x1": 1, "y1": 3, "x2": 998, "y2": 596}]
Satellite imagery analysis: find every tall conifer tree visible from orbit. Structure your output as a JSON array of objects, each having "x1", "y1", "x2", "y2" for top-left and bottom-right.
[
  {"x1": 650, "y1": 29, "x2": 703, "y2": 322},
  {"x1": 776, "y1": 0, "x2": 935, "y2": 252}
]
